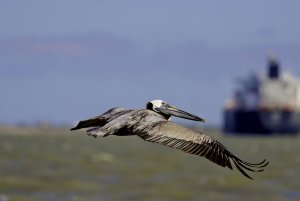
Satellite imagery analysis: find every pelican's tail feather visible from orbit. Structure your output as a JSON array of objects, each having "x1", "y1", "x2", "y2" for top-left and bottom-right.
[{"x1": 70, "y1": 117, "x2": 105, "y2": 130}]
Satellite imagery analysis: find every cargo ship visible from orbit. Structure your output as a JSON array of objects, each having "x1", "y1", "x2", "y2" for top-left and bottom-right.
[{"x1": 223, "y1": 57, "x2": 300, "y2": 134}]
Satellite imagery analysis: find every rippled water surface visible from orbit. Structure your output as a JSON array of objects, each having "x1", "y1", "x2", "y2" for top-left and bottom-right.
[{"x1": 0, "y1": 127, "x2": 299, "y2": 201}]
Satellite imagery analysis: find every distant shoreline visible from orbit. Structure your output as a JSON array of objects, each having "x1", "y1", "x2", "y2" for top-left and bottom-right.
[
  {"x1": 0, "y1": 124, "x2": 220, "y2": 136},
  {"x1": 0, "y1": 125, "x2": 71, "y2": 136}
]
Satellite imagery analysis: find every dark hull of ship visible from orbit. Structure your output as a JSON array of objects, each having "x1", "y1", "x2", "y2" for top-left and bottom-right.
[{"x1": 223, "y1": 109, "x2": 300, "y2": 134}]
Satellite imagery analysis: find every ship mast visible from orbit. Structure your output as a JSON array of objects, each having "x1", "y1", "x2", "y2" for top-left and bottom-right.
[{"x1": 268, "y1": 55, "x2": 280, "y2": 79}]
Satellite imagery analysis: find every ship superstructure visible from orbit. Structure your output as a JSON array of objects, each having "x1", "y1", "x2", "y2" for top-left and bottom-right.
[{"x1": 224, "y1": 57, "x2": 300, "y2": 134}]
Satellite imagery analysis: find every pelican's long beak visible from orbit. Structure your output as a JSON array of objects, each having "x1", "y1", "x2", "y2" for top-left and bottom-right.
[{"x1": 156, "y1": 104, "x2": 206, "y2": 123}]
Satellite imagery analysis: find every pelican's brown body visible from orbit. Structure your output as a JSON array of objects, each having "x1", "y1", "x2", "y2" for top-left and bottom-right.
[{"x1": 71, "y1": 100, "x2": 269, "y2": 179}]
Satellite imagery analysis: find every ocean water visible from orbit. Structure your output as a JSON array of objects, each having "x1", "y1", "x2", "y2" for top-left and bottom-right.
[{"x1": 0, "y1": 128, "x2": 299, "y2": 201}]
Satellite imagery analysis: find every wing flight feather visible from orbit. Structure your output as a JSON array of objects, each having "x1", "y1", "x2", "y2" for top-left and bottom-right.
[{"x1": 137, "y1": 121, "x2": 268, "y2": 179}]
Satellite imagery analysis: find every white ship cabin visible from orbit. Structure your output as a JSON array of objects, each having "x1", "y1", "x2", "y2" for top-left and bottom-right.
[{"x1": 225, "y1": 58, "x2": 300, "y2": 111}]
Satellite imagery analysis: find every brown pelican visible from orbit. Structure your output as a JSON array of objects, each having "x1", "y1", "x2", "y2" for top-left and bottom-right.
[{"x1": 71, "y1": 99, "x2": 268, "y2": 179}]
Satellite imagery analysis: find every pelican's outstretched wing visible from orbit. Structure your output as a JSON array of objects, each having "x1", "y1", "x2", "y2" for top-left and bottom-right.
[
  {"x1": 137, "y1": 121, "x2": 269, "y2": 179},
  {"x1": 70, "y1": 107, "x2": 131, "y2": 131}
]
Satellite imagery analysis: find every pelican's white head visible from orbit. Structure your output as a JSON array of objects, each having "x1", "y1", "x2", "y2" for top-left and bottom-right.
[
  {"x1": 146, "y1": 99, "x2": 206, "y2": 123},
  {"x1": 146, "y1": 99, "x2": 164, "y2": 112}
]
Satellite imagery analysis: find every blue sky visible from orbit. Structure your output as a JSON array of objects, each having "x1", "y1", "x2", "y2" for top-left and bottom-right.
[{"x1": 0, "y1": 1, "x2": 300, "y2": 126}]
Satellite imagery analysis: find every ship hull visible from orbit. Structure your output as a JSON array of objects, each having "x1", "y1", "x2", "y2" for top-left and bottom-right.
[{"x1": 223, "y1": 109, "x2": 300, "y2": 134}]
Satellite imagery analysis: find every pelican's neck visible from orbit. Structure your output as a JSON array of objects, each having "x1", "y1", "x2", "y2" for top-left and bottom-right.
[{"x1": 159, "y1": 112, "x2": 171, "y2": 121}]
